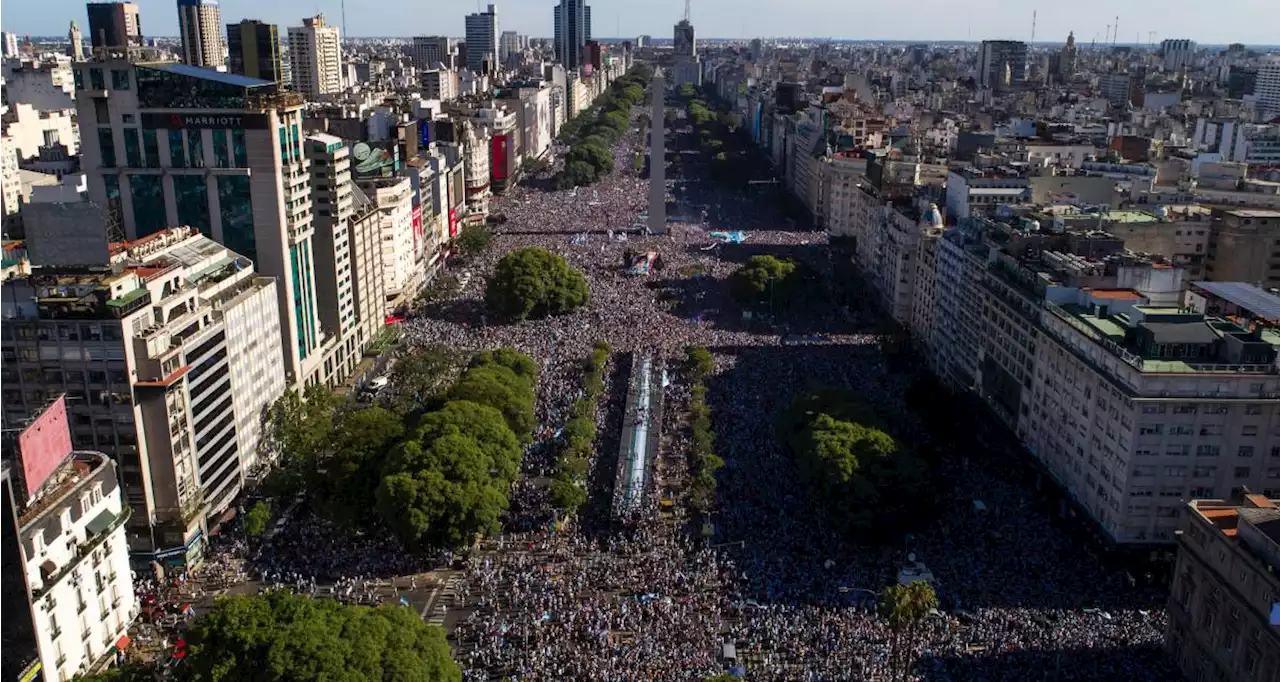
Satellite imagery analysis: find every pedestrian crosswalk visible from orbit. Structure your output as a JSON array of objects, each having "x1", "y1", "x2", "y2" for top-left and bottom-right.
[{"x1": 426, "y1": 575, "x2": 462, "y2": 626}]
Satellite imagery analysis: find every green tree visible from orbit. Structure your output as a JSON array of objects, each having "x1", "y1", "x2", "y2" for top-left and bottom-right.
[
  {"x1": 243, "y1": 500, "x2": 272, "y2": 539},
  {"x1": 678, "y1": 83, "x2": 697, "y2": 98},
  {"x1": 387, "y1": 345, "x2": 465, "y2": 415},
  {"x1": 728, "y1": 255, "x2": 798, "y2": 308},
  {"x1": 456, "y1": 224, "x2": 492, "y2": 260},
  {"x1": 377, "y1": 400, "x2": 521, "y2": 548},
  {"x1": 179, "y1": 592, "x2": 460, "y2": 682},
  {"x1": 323, "y1": 406, "x2": 406, "y2": 517},
  {"x1": 264, "y1": 384, "x2": 341, "y2": 492},
  {"x1": 448, "y1": 365, "x2": 536, "y2": 441},
  {"x1": 684, "y1": 345, "x2": 714, "y2": 382},
  {"x1": 484, "y1": 247, "x2": 590, "y2": 322},
  {"x1": 880, "y1": 582, "x2": 939, "y2": 681}
]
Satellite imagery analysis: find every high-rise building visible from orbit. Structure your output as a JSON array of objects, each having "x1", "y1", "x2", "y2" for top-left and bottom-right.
[
  {"x1": 1, "y1": 31, "x2": 19, "y2": 58},
  {"x1": 288, "y1": 14, "x2": 343, "y2": 98},
  {"x1": 2, "y1": 405, "x2": 137, "y2": 682},
  {"x1": 72, "y1": 60, "x2": 328, "y2": 388},
  {"x1": 1, "y1": 228, "x2": 286, "y2": 566},
  {"x1": 177, "y1": 0, "x2": 223, "y2": 68},
  {"x1": 673, "y1": 19, "x2": 695, "y2": 57},
  {"x1": 464, "y1": 4, "x2": 499, "y2": 74},
  {"x1": 1166, "y1": 494, "x2": 1280, "y2": 682},
  {"x1": 68, "y1": 21, "x2": 85, "y2": 61},
  {"x1": 977, "y1": 40, "x2": 1027, "y2": 90},
  {"x1": 1058, "y1": 31, "x2": 1077, "y2": 81},
  {"x1": 634, "y1": 34, "x2": 649, "y2": 49},
  {"x1": 1161, "y1": 38, "x2": 1196, "y2": 72},
  {"x1": 553, "y1": 0, "x2": 591, "y2": 68},
  {"x1": 227, "y1": 19, "x2": 282, "y2": 82},
  {"x1": 499, "y1": 30, "x2": 521, "y2": 63},
  {"x1": 410, "y1": 36, "x2": 455, "y2": 70},
  {"x1": 1256, "y1": 61, "x2": 1280, "y2": 120},
  {"x1": 305, "y1": 134, "x2": 363, "y2": 383},
  {"x1": 85, "y1": 2, "x2": 142, "y2": 52}
]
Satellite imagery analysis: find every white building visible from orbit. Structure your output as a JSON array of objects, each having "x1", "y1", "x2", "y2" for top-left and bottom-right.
[
  {"x1": 1257, "y1": 61, "x2": 1280, "y2": 120},
  {"x1": 305, "y1": 133, "x2": 362, "y2": 385},
  {"x1": 177, "y1": 0, "x2": 224, "y2": 68},
  {"x1": 358, "y1": 176, "x2": 416, "y2": 301},
  {"x1": 464, "y1": 4, "x2": 498, "y2": 74},
  {"x1": 2, "y1": 56, "x2": 76, "y2": 112},
  {"x1": 288, "y1": 15, "x2": 342, "y2": 98},
  {"x1": 3, "y1": 103, "x2": 78, "y2": 161},
  {"x1": 4, "y1": 440, "x2": 136, "y2": 682},
  {"x1": 1161, "y1": 39, "x2": 1196, "y2": 72}
]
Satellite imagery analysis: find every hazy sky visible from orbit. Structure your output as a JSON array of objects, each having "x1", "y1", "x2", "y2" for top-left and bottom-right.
[{"x1": 7, "y1": 0, "x2": 1279, "y2": 45}]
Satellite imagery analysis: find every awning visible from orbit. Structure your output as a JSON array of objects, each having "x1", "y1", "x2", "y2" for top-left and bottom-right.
[
  {"x1": 115, "y1": 635, "x2": 131, "y2": 651},
  {"x1": 86, "y1": 509, "x2": 117, "y2": 535}
]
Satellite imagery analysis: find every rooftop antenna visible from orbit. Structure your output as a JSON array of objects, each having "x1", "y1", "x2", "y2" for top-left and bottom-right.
[
  {"x1": 1031, "y1": 10, "x2": 1036, "y2": 44},
  {"x1": 341, "y1": 0, "x2": 347, "y2": 39},
  {"x1": 684, "y1": 0, "x2": 691, "y2": 23},
  {"x1": 1113, "y1": 16, "x2": 1119, "y2": 46}
]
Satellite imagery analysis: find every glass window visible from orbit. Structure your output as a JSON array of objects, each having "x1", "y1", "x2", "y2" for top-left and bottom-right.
[
  {"x1": 123, "y1": 129, "x2": 141, "y2": 167},
  {"x1": 129, "y1": 175, "x2": 166, "y2": 237},
  {"x1": 232, "y1": 129, "x2": 248, "y2": 167},
  {"x1": 89, "y1": 68, "x2": 104, "y2": 90},
  {"x1": 74, "y1": 68, "x2": 84, "y2": 90},
  {"x1": 135, "y1": 65, "x2": 256, "y2": 109},
  {"x1": 168, "y1": 130, "x2": 186, "y2": 168},
  {"x1": 97, "y1": 128, "x2": 117, "y2": 168},
  {"x1": 142, "y1": 129, "x2": 160, "y2": 168},
  {"x1": 110, "y1": 69, "x2": 130, "y2": 90},
  {"x1": 103, "y1": 175, "x2": 120, "y2": 202},
  {"x1": 173, "y1": 176, "x2": 210, "y2": 235},
  {"x1": 217, "y1": 176, "x2": 255, "y2": 261},
  {"x1": 122, "y1": 113, "x2": 135, "y2": 124},
  {"x1": 187, "y1": 130, "x2": 204, "y2": 168},
  {"x1": 212, "y1": 130, "x2": 230, "y2": 168}
]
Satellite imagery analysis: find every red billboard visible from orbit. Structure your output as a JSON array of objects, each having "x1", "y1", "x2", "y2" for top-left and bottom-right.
[
  {"x1": 491, "y1": 134, "x2": 511, "y2": 182},
  {"x1": 448, "y1": 208, "x2": 459, "y2": 238},
  {"x1": 18, "y1": 395, "x2": 74, "y2": 499},
  {"x1": 412, "y1": 206, "x2": 423, "y2": 258}
]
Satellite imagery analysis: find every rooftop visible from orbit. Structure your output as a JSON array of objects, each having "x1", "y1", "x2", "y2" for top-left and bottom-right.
[
  {"x1": 143, "y1": 62, "x2": 273, "y2": 89},
  {"x1": 1191, "y1": 281, "x2": 1280, "y2": 322}
]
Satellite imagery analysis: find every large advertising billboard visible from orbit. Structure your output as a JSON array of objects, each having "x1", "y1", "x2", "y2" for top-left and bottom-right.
[
  {"x1": 448, "y1": 207, "x2": 459, "y2": 238},
  {"x1": 17, "y1": 395, "x2": 73, "y2": 499},
  {"x1": 351, "y1": 141, "x2": 400, "y2": 179},
  {"x1": 491, "y1": 134, "x2": 512, "y2": 182}
]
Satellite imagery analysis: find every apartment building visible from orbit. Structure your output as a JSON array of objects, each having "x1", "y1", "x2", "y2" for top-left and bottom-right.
[
  {"x1": 305, "y1": 133, "x2": 361, "y2": 385},
  {"x1": 1167, "y1": 494, "x2": 1279, "y2": 682},
  {"x1": 2, "y1": 401, "x2": 136, "y2": 682},
  {"x1": 356, "y1": 176, "x2": 416, "y2": 304},
  {"x1": 945, "y1": 167, "x2": 1031, "y2": 221},
  {"x1": 288, "y1": 15, "x2": 343, "y2": 98},
  {"x1": 227, "y1": 20, "x2": 283, "y2": 83},
  {"x1": 409, "y1": 36, "x2": 455, "y2": 71},
  {"x1": 347, "y1": 189, "x2": 387, "y2": 353},
  {"x1": 1204, "y1": 209, "x2": 1280, "y2": 287},
  {"x1": 931, "y1": 219, "x2": 990, "y2": 389},
  {"x1": 176, "y1": 0, "x2": 223, "y2": 69},
  {"x1": 73, "y1": 60, "x2": 327, "y2": 386},
  {"x1": 1, "y1": 228, "x2": 285, "y2": 565}
]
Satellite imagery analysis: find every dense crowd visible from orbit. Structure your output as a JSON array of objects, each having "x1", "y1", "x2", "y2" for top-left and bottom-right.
[{"x1": 406, "y1": 105, "x2": 1178, "y2": 681}]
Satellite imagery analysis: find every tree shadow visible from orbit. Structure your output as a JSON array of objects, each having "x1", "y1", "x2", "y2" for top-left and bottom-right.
[{"x1": 917, "y1": 644, "x2": 1181, "y2": 682}]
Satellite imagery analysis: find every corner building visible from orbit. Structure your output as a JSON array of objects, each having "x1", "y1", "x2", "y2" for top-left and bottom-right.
[{"x1": 73, "y1": 62, "x2": 326, "y2": 386}]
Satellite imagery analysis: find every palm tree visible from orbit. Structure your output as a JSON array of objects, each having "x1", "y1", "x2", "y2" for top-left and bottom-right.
[{"x1": 879, "y1": 581, "x2": 939, "y2": 682}]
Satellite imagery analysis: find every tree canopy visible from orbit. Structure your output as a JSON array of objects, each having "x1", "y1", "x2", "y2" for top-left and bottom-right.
[
  {"x1": 728, "y1": 255, "x2": 804, "y2": 309},
  {"x1": 778, "y1": 390, "x2": 927, "y2": 536},
  {"x1": 484, "y1": 247, "x2": 590, "y2": 322},
  {"x1": 178, "y1": 592, "x2": 460, "y2": 682},
  {"x1": 455, "y1": 224, "x2": 492, "y2": 260}
]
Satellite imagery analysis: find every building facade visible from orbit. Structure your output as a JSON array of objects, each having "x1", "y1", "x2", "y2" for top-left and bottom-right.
[
  {"x1": 977, "y1": 40, "x2": 1028, "y2": 91},
  {"x1": 288, "y1": 15, "x2": 342, "y2": 98},
  {"x1": 409, "y1": 36, "x2": 455, "y2": 71},
  {"x1": 176, "y1": 0, "x2": 223, "y2": 68},
  {"x1": 227, "y1": 20, "x2": 282, "y2": 83},
  {"x1": 305, "y1": 133, "x2": 362, "y2": 385},
  {"x1": 85, "y1": 2, "x2": 142, "y2": 51},
  {"x1": 553, "y1": 0, "x2": 591, "y2": 69},
  {"x1": 464, "y1": 5, "x2": 498, "y2": 74}
]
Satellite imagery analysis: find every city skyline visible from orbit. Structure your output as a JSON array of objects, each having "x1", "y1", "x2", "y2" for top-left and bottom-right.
[{"x1": 5, "y1": 0, "x2": 1280, "y2": 45}]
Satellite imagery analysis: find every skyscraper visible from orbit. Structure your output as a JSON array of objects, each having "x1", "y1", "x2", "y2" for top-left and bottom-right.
[
  {"x1": 68, "y1": 20, "x2": 85, "y2": 61},
  {"x1": 410, "y1": 35, "x2": 455, "y2": 70},
  {"x1": 1, "y1": 31, "x2": 18, "y2": 58},
  {"x1": 1257, "y1": 60, "x2": 1280, "y2": 120},
  {"x1": 977, "y1": 40, "x2": 1027, "y2": 91},
  {"x1": 85, "y1": 2, "x2": 142, "y2": 51},
  {"x1": 553, "y1": 0, "x2": 591, "y2": 69},
  {"x1": 673, "y1": 19, "x2": 695, "y2": 57},
  {"x1": 464, "y1": 4, "x2": 498, "y2": 74},
  {"x1": 1161, "y1": 38, "x2": 1196, "y2": 72},
  {"x1": 228, "y1": 19, "x2": 283, "y2": 82},
  {"x1": 288, "y1": 14, "x2": 343, "y2": 97},
  {"x1": 177, "y1": 0, "x2": 223, "y2": 68},
  {"x1": 499, "y1": 30, "x2": 521, "y2": 63}
]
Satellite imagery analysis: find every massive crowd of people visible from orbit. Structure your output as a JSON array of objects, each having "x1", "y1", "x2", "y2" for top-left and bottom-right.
[{"x1": 404, "y1": 107, "x2": 1178, "y2": 681}]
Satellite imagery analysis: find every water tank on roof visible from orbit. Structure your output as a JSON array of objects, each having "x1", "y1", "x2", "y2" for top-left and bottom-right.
[
  {"x1": 927, "y1": 203, "x2": 943, "y2": 228},
  {"x1": 1154, "y1": 206, "x2": 1169, "y2": 220}
]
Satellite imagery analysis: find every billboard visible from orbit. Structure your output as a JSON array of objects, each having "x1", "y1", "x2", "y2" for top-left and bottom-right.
[
  {"x1": 17, "y1": 395, "x2": 73, "y2": 499},
  {"x1": 418, "y1": 119, "x2": 432, "y2": 147},
  {"x1": 448, "y1": 207, "x2": 458, "y2": 238},
  {"x1": 351, "y1": 141, "x2": 400, "y2": 179},
  {"x1": 491, "y1": 134, "x2": 512, "y2": 182},
  {"x1": 412, "y1": 205, "x2": 423, "y2": 258},
  {"x1": 141, "y1": 112, "x2": 269, "y2": 130}
]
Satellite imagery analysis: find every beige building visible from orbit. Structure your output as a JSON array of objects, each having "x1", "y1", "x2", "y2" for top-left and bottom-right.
[
  {"x1": 288, "y1": 15, "x2": 343, "y2": 98},
  {"x1": 1205, "y1": 209, "x2": 1280, "y2": 287},
  {"x1": 1167, "y1": 493, "x2": 1280, "y2": 682},
  {"x1": 305, "y1": 133, "x2": 360, "y2": 385},
  {"x1": 177, "y1": 0, "x2": 224, "y2": 68}
]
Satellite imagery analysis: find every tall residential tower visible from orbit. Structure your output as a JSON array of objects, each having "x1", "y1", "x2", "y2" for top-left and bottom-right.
[
  {"x1": 177, "y1": 0, "x2": 223, "y2": 68},
  {"x1": 288, "y1": 14, "x2": 343, "y2": 98},
  {"x1": 227, "y1": 19, "x2": 283, "y2": 82},
  {"x1": 464, "y1": 4, "x2": 499, "y2": 74},
  {"x1": 553, "y1": 0, "x2": 591, "y2": 69}
]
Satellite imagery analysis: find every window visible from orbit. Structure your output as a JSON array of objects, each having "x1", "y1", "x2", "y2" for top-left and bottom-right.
[
  {"x1": 212, "y1": 130, "x2": 229, "y2": 168},
  {"x1": 1200, "y1": 425, "x2": 1223, "y2": 436},
  {"x1": 110, "y1": 69, "x2": 130, "y2": 89},
  {"x1": 1139, "y1": 424, "x2": 1164, "y2": 435},
  {"x1": 1133, "y1": 466, "x2": 1156, "y2": 477},
  {"x1": 1164, "y1": 466, "x2": 1187, "y2": 477},
  {"x1": 1203, "y1": 404, "x2": 1228, "y2": 415},
  {"x1": 168, "y1": 129, "x2": 186, "y2": 168},
  {"x1": 142, "y1": 129, "x2": 160, "y2": 167},
  {"x1": 187, "y1": 129, "x2": 204, "y2": 168},
  {"x1": 123, "y1": 128, "x2": 141, "y2": 167},
  {"x1": 1245, "y1": 404, "x2": 1263, "y2": 415},
  {"x1": 89, "y1": 67, "x2": 104, "y2": 90},
  {"x1": 1174, "y1": 404, "x2": 1198, "y2": 414},
  {"x1": 1157, "y1": 506, "x2": 1179, "y2": 518},
  {"x1": 1238, "y1": 446, "x2": 1255, "y2": 458},
  {"x1": 1267, "y1": 468, "x2": 1280, "y2": 479},
  {"x1": 1196, "y1": 445, "x2": 1221, "y2": 457},
  {"x1": 1193, "y1": 466, "x2": 1217, "y2": 478},
  {"x1": 1241, "y1": 425, "x2": 1258, "y2": 437},
  {"x1": 232, "y1": 129, "x2": 248, "y2": 167},
  {"x1": 1170, "y1": 425, "x2": 1194, "y2": 436},
  {"x1": 1167, "y1": 445, "x2": 1190, "y2": 457},
  {"x1": 97, "y1": 128, "x2": 116, "y2": 168},
  {"x1": 1234, "y1": 467, "x2": 1251, "y2": 478}
]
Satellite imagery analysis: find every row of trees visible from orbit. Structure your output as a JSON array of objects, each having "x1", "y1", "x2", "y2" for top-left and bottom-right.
[
  {"x1": 553, "y1": 69, "x2": 652, "y2": 189},
  {"x1": 684, "y1": 346, "x2": 723, "y2": 515},
  {"x1": 484, "y1": 246, "x2": 590, "y2": 322},
  {"x1": 265, "y1": 347, "x2": 537, "y2": 550},
  {"x1": 677, "y1": 83, "x2": 751, "y2": 187},
  {"x1": 728, "y1": 254, "x2": 817, "y2": 313},
  {"x1": 777, "y1": 390, "x2": 928, "y2": 538},
  {"x1": 550, "y1": 340, "x2": 612, "y2": 514}
]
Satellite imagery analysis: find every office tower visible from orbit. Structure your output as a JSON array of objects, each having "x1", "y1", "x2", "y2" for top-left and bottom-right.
[
  {"x1": 68, "y1": 21, "x2": 85, "y2": 61},
  {"x1": 673, "y1": 19, "x2": 695, "y2": 57},
  {"x1": 421, "y1": 68, "x2": 456, "y2": 100},
  {"x1": 288, "y1": 14, "x2": 343, "y2": 97},
  {"x1": 305, "y1": 134, "x2": 363, "y2": 382},
  {"x1": 1161, "y1": 38, "x2": 1196, "y2": 72},
  {"x1": 499, "y1": 30, "x2": 521, "y2": 62},
  {"x1": 410, "y1": 35, "x2": 455, "y2": 70},
  {"x1": 2, "y1": 31, "x2": 18, "y2": 58},
  {"x1": 634, "y1": 34, "x2": 649, "y2": 49},
  {"x1": 227, "y1": 19, "x2": 282, "y2": 82},
  {"x1": 2, "y1": 406, "x2": 136, "y2": 682},
  {"x1": 1257, "y1": 61, "x2": 1280, "y2": 120},
  {"x1": 1166, "y1": 494, "x2": 1280, "y2": 682},
  {"x1": 85, "y1": 2, "x2": 142, "y2": 51},
  {"x1": 977, "y1": 40, "x2": 1027, "y2": 90},
  {"x1": 464, "y1": 4, "x2": 498, "y2": 74},
  {"x1": 177, "y1": 0, "x2": 223, "y2": 68},
  {"x1": 553, "y1": 0, "x2": 591, "y2": 68},
  {"x1": 72, "y1": 60, "x2": 327, "y2": 388},
  {"x1": 1059, "y1": 31, "x2": 1077, "y2": 80}
]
